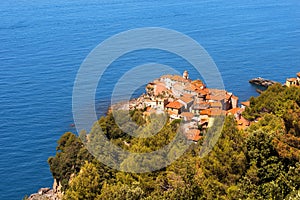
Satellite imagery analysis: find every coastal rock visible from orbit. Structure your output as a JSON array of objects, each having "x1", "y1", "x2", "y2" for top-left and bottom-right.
[
  {"x1": 27, "y1": 189, "x2": 60, "y2": 200},
  {"x1": 38, "y1": 188, "x2": 50, "y2": 195},
  {"x1": 52, "y1": 179, "x2": 62, "y2": 194},
  {"x1": 249, "y1": 77, "x2": 277, "y2": 87},
  {"x1": 27, "y1": 180, "x2": 62, "y2": 200}
]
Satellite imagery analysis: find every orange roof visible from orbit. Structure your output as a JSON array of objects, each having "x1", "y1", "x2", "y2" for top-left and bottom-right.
[
  {"x1": 191, "y1": 80, "x2": 206, "y2": 89},
  {"x1": 180, "y1": 112, "x2": 194, "y2": 120},
  {"x1": 179, "y1": 95, "x2": 194, "y2": 103},
  {"x1": 287, "y1": 78, "x2": 297, "y2": 82},
  {"x1": 191, "y1": 135, "x2": 201, "y2": 142},
  {"x1": 166, "y1": 101, "x2": 183, "y2": 109},
  {"x1": 241, "y1": 101, "x2": 250, "y2": 107},
  {"x1": 200, "y1": 109, "x2": 211, "y2": 116},
  {"x1": 167, "y1": 110, "x2": 179, "y2": 116},
  {"x1": 171, "y1": 75, "x2": 190, "y2": 83},
  {"x1": 154, "y1": 84, "x2": 167, "y2": 96},
  {"x1": 226, "y1": 107, "x2": 243, "y2": 115},
  {"x1": 211, "y1": 108, "x2": 226, "y2": 116},
  {"x1": 209, "y1": 89, "x2": 226, "y2": 95},
  {"x1": 184, "y1": 83, "x2": 201, "y2": 92},
  {"x1": 191, "y1": 79, "x2": 204, "y2": 85},
  {"x1": 198, "y1": 89, "x2": 209, "y2": 96},
  {"x1": 237, "y1": 117, "x2": 250, "y2": 126},
  {"x1": 206, "y1": 95, "x2": 225, "y2": 101},
  {"x1": 297, "y1": 72, "x2": 300, "y2": 78},
  {"x1": 200, "y1": 108, "x2": 225, "y2": 116},
  {"x1": 203, "y1": 88, "x2": 209, "y2": 93},
  {"x1": 186, "y1": 129, "x2": 201, "y2": 141},
  {"x1": 237, "y1": 116, "x2": 250, "y2": 130}
]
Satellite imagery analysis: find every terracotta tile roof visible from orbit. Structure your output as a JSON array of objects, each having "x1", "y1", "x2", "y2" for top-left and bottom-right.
[
  {"x1": 191, "y1": 79, "x2": 205, "y2": 88},
  {"x1": 198, "y1": 89, "x2": 209, "y2": 96},
  {"x1": 203, "y1": 88, "x2": 210, "y2": 93},
  {"x1": 287, "y1": 78, "x2": 297, "y2": 82},
  {"x1": 210, "y1": 108, "x2": 226, "y2": 116},
  {"x1": 209, "y1": 89, "x2": 226, "y2": 94},
  {"x1": 241, "y1": 101, "x2": 250, "y2": 107},
  {"x1": 186, "y1": 129, "x2": 201, "y2": 141},
  {"x1": 192, "y1": 135, "x2": 201, "y2": 142},
  {"x1": 226, "y1": 107, "x2": 243, "y2": 115},
  {"x1": 166, "y1": 101, "x2": 183, "y2": 109},
  {"x1": 184, "y1": 84, "x2": 197, "y2": 92},
  {"x1": 208, "y1": 90, "x2": 230, "y2": 101},
  {"x1": 171, "y1": 75, "x2": 190, "y2": 83},
  {"x1": 200, "y1": 109, "x2": 211, "y2": 116},
  {"x1": 179, "y1": 95, "x2": 194, "y2": 103},
  {"x1": 297, "y1": 72, "x2": 300, "y2": 78},
  {"x1": 155, "y1": 84, "x2": 167, "y2": 95},
  {"x1": 183, "y1": 93, "x2": 194, "y2": 98},
  {"x1": 206, "y1": 95, "x2": 225, "y2": 101},
  {"x1": 205, "y1": 95, "x2": 211, "y2": 100},
  {"x1": 237, "y1": 117, "x2": 250, "y2": 126},
  {"x1": 237, "y1": 116, "x2": 250, "y2": 130},
  {"x1": 180, "y1": 112, "x2": 194, "y2": 120},
  {"x1": 201, "y1": 108, "x2": 225, "y2": 116}
]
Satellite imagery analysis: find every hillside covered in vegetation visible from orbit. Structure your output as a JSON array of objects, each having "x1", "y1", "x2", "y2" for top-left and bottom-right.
[{"x1": 46, "y1": 84, "x2": 300, "y2": 200}]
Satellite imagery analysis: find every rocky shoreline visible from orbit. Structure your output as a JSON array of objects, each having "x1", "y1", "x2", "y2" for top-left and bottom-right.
[
  {"x1": 27, "y1": 188, "x2": 59, "y2": 200},
  {"x1": 26, "y1": 180, "x2": 62, "y2": 200}
]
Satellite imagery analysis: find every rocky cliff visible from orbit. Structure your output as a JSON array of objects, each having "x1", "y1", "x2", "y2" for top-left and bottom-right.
[{"x1": 27, "y1": 179, "x2": 62, "y2": 200}]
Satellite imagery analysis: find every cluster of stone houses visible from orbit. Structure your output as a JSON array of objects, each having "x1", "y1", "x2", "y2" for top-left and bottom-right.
[
  {"x1": 285, "y1": 72, "x2": 300, "y2": 87},
  {"x1": 133, "y1": 70, "x2": 250, "y2": 142}
]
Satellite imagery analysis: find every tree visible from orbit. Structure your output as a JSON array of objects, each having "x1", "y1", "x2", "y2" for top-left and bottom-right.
[
  {"x1": 48, "y1": 132, "x2": 89, "y2": 190},
  {"x1": 200, "y1": 116, "x2": 246, "y2": 190},
  {"x1": 97, "y1": 182, "x2": 144, "y2": 200},
  {"x1": 64, "y1": 161, "x2": 101, "y2": 200}
]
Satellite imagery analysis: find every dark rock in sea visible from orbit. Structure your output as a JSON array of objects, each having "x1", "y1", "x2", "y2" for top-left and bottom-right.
[{"x1": 249, "y1": 77, "x2": 278, "y2": 88}]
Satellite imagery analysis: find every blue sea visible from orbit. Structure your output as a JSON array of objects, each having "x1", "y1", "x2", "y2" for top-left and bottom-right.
[{"x1": 0, "y1": 0, "x2": 299, "y2": 199}]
